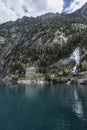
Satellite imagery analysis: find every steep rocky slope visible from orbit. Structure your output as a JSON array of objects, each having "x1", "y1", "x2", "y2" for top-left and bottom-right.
[
  {"x1": 0, "y1": 3, "x2": 87, "y2": 80},
  {"x1": 67, "y1": 2, "x2": 87, "y2": 19}
]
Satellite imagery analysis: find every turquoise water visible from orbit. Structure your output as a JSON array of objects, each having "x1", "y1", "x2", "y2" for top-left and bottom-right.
[{"x1": 0, "y1": 83, "x2": 87, "y2": 130}]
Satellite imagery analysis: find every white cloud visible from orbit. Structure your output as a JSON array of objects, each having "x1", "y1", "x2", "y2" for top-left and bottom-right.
[
  {"x1": 0, "y1": 0, "x2": 64, "y2": 24},
  {"x1": 47, "y1": 0, "x2": 64, "y2": 13},
  {"x1": 65, "y1": 0, "x2": 87, "y2": 13}
]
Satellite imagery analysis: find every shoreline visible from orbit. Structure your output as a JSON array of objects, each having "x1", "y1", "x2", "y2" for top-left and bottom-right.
[
  {"x1": 17, "y1": 77, "x2": 87, "y2": 85},
  {"x1": 17, "y1": 79, "x2": 49, "y2": 85},
  {"x1": 1, "y1": 72, "x2": 87, "y2": 86}
]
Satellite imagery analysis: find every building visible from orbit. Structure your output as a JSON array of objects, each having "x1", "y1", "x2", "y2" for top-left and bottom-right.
[{"x1": 25, "y1": 67, "x2": 36, "y2": 78}]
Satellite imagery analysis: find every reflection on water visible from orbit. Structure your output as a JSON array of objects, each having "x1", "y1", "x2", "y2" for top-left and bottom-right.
[
  {"x1": 25, "y1": 84, "x2": 45, "y2": 97},
  {"x1": 72, "y1": 89, "x2": 83, "y2": 118},
  {"x1": 0, "y1": 83, "x2": 87, "y2": 130}
]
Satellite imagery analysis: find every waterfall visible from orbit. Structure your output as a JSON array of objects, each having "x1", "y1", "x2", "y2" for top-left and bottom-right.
[
  {"x1": 67, "y1": 80, "x2": 71, "y2": 84},
  {"x1": 70, "y1": 47, "x2": 80, "y2": 73}
]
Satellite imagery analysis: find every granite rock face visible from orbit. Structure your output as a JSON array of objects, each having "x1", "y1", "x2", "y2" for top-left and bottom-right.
[{"x1": 0, "y1": 3, "x2": 87, "y2": 80}]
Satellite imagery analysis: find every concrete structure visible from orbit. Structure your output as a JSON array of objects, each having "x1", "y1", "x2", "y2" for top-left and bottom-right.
[{"x1": 25, "y1": 67, "x2": 36, "y2": 78}]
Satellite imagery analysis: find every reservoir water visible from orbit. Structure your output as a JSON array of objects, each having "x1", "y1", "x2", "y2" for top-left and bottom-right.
[{"x1": 0, "y1": 83, "x2": 87, "y2": 130}]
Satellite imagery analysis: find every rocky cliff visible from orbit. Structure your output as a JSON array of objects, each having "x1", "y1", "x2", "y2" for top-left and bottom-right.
[{"x1": 0, "y1": 3, "x2": 87, "y2": 80}]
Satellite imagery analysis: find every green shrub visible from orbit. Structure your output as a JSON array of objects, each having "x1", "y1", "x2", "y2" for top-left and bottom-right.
[
  {"x1": 81, "y1": 60, "x2": 87, "y2": 71},
  {"x1": 11, "y1": 75, "x2": 19, "y2": 81},
  {"x1": 44, "y1": 73, "x2": 51, "y2": 81}
]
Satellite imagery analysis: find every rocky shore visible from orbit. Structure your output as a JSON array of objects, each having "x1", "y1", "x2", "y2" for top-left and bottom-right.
[
  {"x1": 17, "y1": 79, "x2": 49, "y2": 85},
  {"x1": 16, "y1": 72, "x2": 87, "y2": 85}
]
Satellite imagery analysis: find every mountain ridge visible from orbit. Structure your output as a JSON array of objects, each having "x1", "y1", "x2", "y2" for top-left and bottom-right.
[
  {"x1": 66, "y1": 2, "x2": 87, "y2": 19},
  {"x1": 0, "y1": 3, "x2": 87, "y2": 81},
  {"x1": 0, "y1": 2, "x2": 87, "y2": 26}
]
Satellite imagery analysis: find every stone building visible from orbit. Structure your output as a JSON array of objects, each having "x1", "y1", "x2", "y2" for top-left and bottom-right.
[{"x1": 25, "y1": 67, "x2": 36, "y2": 78}]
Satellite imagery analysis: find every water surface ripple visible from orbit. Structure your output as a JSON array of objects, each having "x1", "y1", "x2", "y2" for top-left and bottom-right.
[{"x1": 0, "y1": 83, "x2": 87, "y2": 130}]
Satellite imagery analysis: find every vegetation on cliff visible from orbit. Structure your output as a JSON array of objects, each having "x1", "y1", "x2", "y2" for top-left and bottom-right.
[{"x1": 0, "y1": 3, "x2": 87, "y2": 80}]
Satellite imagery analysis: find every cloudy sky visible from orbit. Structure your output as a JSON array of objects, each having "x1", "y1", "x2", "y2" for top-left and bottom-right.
[{"x1": 0, "y1": 0, "x2": 87, "y2": 23}]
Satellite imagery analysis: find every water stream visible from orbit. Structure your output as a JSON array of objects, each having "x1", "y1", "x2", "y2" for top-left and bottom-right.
[{"x1": 70, "y1": 47, "x2": 80, "y2": 73}]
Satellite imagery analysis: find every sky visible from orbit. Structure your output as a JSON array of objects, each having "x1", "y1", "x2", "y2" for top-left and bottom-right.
[{"x1": 0, "y1": 0, "x2": 87, "y2": 23}]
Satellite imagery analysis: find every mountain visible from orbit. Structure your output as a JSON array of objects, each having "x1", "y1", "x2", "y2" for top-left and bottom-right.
[
  {"x1": 0, "y1": 3, "x2": 87, "y2": 81},
  {"x1": 67, "y1": 2, "x2": 87, "y2": 19},
  {"x1": 38, "y1": 12, "x2": 60, "y2": 20},
  {"x1": 80, "y1": 2, "x2": 87, "y2": 18}
]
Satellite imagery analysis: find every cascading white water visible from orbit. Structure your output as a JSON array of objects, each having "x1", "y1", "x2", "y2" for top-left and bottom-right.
[
  {"x1": 70, "y1": 47, "x2": 80, "y2": 73},
  {"x1": 67, "y1": 80, "x2": 71, "y2": 84}
]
